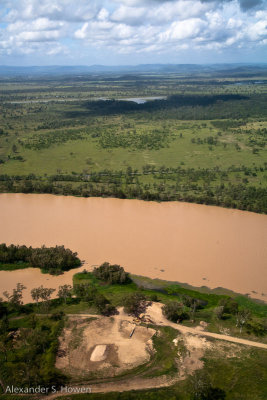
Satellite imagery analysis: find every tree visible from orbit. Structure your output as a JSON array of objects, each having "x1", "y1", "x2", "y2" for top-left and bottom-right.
[
  {"x1": 73, "y1": 283, "x2": 97, "y2": 302},
  {"x1": 214, "y1": 306, "x2": 225, "y2": 320},
  {"x1": 236, "y1": 309, "x2": 251, "y2": 333},
  {"x1": 162, "y1": 301, "x2": 189, "y2": 323},
  {"x1": 57, "y1": 285, "x2": 72, "y2": 304},
  {"x1": 92, "y1": 262, "x2": 131, "y2": 284},
  {"x1": 218, "y1": 297, "x2": 238, "y2": 315},
  {"x1": 0, "y1": 316, "x2": 12, "y2": 362},
  {"x1": 0, "y1": 298, "x2": 7, "y2": 319},
  {"x1": 31, "y1": 285, "x2": 55, "y2": 312},
  {"x1": 123, "y1": 292, "x2": 146, "y2": 317},
  {"x1": 31, "y1": 287, "x2": 43, "y2": 307},
  {"x1": 3, "y1": 283, "x2": 26, "y2": 309}
]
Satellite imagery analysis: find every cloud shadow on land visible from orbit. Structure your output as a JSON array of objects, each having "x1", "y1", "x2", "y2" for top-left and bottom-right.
[{"x1": 63, "y1": 94, "x2": 249, "y2": 118}]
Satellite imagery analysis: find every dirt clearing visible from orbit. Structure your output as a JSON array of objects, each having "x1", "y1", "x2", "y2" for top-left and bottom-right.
[{"x1": 56, "y1": 315, "x2": 155, "y2": 378}]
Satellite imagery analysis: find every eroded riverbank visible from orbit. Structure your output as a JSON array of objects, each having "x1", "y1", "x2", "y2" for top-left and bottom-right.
[{"x1": 0, "y1": 193, "x2": 266, "y2": 303}]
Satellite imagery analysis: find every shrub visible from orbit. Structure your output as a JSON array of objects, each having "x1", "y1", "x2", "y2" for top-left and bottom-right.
[
  {"x1": 123, "y1": 292, "x2": 146, "y2": 316},
  {"x1": 162, "y1": 301, "x2": 189, "y2": 323},
  {"x1": 92, "y1": 262, "x2": 131, "y2": 284}
]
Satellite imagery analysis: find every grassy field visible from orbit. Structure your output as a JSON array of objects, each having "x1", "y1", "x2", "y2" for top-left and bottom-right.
[{"x1": 0, "y1": 72, "x2": 266, "y2": 212}]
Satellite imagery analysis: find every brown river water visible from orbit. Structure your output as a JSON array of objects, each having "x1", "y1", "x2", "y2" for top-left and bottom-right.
[{"x1": 0, "y1": 193, "x2": 266, "y2": 303}]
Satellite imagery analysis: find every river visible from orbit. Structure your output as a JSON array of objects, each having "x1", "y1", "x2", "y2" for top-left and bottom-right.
[{"x1": 0, "y1": 193, "x2": 266, "y2": 303}]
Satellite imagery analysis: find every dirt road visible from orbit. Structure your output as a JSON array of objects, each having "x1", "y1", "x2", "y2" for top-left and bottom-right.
[{"x1": 67, "y1": 303, "x2": 267, "y2": 350}]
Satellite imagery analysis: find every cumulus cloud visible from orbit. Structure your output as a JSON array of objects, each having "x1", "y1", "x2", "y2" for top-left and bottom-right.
[{"x1": 0, "y1": 0, "x2": 266, "y2": 62}]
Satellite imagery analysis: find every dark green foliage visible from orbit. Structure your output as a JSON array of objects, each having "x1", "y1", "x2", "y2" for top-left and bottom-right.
[
  {"x1": 1, "y1": 169, "x2": 266, "y2": 213},
  {"x1": 21, "y1": 129, "x2": 85, "y2": 150},
  {"x1": 93, "y1": 262, "x2": 131, "y2": 284},
  {"x1": 97, "y1": 128, "x2": 173, "y2": 150},
  {"x1": 73, "y1": 283, "x2": 97, "y2": 302},
  {"x1": 162, "y1": 301, "x2": 189, "y2": 322},
  {"x1": 0, "y1": 243, "x2": 81, "y2": 275},
  {"x1": 245, "y1": 319, "x2": 267, "y2": 336},
  {"x1": 0, "y1": 315, "x2": 66, "y2": 391},
  {"x1": 28, "y1": 245, "x2": 81, "y2": 274},
  {"x1": 0, "y1": 243, "x2": 31, "y2": 264},
  {"x1": 50, "y1": 311, "x2": 65, "y2": 321},
  {"x1": 218, "y1": 297, "x2": 239, "y2": 316},
  {"x1": 94, "y1": 293, "x2": 116, "y2": 316},
  {"x1": 191, "y1": 386, "x2": 226, "y2": 400},
  {"x1": 189, "y1": 371, "x2": 226, "y2": 400},
  {"x1": 73, "y1": 283, "x2": 116, "y2": 315},
  {"x1": 211, "y1": 119, "x2": 246, "y2": 130},
  {"x1": 83, "y1": 94, "x2": 250, "y2": 119},
  {"x1": 123, "y1": 292, "x2": 147, "y2": 316},
  {"x1": 0, "y1": 302, "x2": 7, "y2": 319}
]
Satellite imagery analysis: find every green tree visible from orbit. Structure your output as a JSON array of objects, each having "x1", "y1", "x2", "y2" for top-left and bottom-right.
[
  {"x1": 32, "y1": 285, "x2": 55, "y2": 312},
  {"x1": 3, "y1": 283, "x2": 26, "y2": 310},
  {"x1": 93, "y1": 262, "x2": 131, "y2": 284},
  {"x1": 123, "y1": 292, "x2": 146, "y2": 317},
  {"x1": 73, "y1": 283, "x2": 97, "y2": 302},
  {"x1": 162, "y1": 301, "x2": 189, "y2": 323},
  {"x1": 57, "y1": 284, "x2": 72, "y2": 304},
  {"x1": 31, "y1": 286, "x2": 43, "y2": 307}
]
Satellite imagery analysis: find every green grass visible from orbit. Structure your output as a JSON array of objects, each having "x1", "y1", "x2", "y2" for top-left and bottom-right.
[
  {"x1": 0, "y1": 262, "x2": 29, "y2": 271},
  {"x1": 143, "y1": 325, "x2": 178, "y2": 378},
  {"x1": 201, "y1": 346, "x2": 267, "y2": 400}
]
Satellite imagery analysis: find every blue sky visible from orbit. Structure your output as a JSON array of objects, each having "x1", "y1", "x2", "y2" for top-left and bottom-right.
[{"x1": 0, "y1": 0, "x2": 266, "y2": 65}]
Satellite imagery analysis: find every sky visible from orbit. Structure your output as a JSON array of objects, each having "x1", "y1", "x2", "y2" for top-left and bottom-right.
[{"x1": 0, "y1": 0, "x2": 266, "y2": 66}]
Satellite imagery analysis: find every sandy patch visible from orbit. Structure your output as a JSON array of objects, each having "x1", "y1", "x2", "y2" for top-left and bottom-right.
[
  {"x1": 56, "y1": 315, "x2": 155, "y2": 378},
  {"x1": 174, "y1": 333, "x2": 213, "y2": 377},
  {"x1": 90, "y1": 345, "x2": 107, "y2": 362}
]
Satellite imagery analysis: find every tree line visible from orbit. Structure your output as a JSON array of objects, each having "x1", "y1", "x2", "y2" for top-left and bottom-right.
[{"x1": 0, "y1": 243, "x2": 81, "y2": 275}]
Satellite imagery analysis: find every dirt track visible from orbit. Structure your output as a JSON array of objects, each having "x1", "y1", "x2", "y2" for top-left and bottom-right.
[{"x1": 67, "y1": 303, "x2": 267, "y2": 350}]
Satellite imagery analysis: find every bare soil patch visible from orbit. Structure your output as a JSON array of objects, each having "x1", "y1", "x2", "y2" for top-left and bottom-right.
[{"x1": 56, "y1": 315, "x2": 155, "y2": 379}]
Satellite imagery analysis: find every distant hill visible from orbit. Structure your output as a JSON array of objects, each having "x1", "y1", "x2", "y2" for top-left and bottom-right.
[{"x1": 0, "y1": 63, "x2": 267, "y2": 79}]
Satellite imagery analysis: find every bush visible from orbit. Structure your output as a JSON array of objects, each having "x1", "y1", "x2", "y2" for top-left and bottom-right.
[
  {"x1": 92, "y1": 262, "x2": 131, "y2": 284},
  {"x1": 123, "y1": 292, "x2": 146, "y2": 316},
  {"x1": 218, "y1": 297, "x2": 239, "y2": 315},
  {"x1": 73, "y1": 284, "x2": 97, "y2": 302},
  {"x1": 246, "y1": 319, "x2": 267, "y2": 336},
  {"x1": 94, "y1": 293, "x2": 116, "y2": 316},
  {"x1": 150, "y1": 293, "x2": 159, "y2": 302},
  {"x1": 162, "y1": 301, "x2": 189, "y2": 323}
]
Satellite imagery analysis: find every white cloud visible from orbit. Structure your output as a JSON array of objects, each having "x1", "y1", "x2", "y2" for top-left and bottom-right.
[
  {"x1": 247, "y1": 19, "x2": 267, "y2": 40},
  {"x1": 0, "y1": 0, "x2": 266, "y2": 62},
  {"x1": 160, "y1": 18, "x2": 207, "y2": 41}
]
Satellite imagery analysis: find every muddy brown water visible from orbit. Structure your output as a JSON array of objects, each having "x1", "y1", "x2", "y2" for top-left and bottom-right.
[{"x1": 0, "y1": 193, "x2": 266, "y2": 303}]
